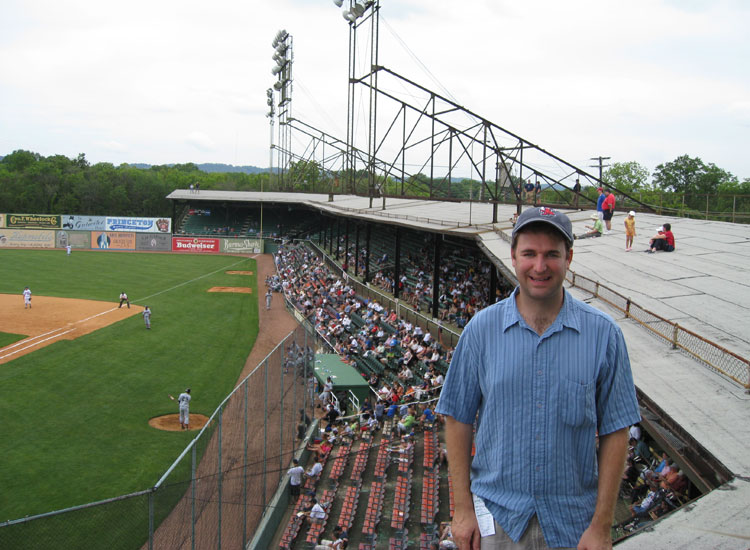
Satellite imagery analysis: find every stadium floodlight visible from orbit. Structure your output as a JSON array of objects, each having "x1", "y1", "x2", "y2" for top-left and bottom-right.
[
  {"x1": 333, "y1": 0, "x2": 343, "y2": 6},
  {"x1": 351, "y1": 2, "x2": 366, "y2": 17},
  {"x1": 273, "y1": 80, "x2": 284, "y2": 91},
  {"x1": 272, "y1": 64, "x2": 283, "y2": 76},
  {"x1": 342, "y1": 10, "x2": 356, "y2": 22}
]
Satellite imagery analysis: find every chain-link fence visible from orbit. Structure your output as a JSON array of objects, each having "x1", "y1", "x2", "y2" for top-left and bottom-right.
[
  {"x1": 0, "y1": 324, "x2": 315, "y2": 550},
  {"x1": 568, "y1": 271, "x2": 750, "y2": 389}
]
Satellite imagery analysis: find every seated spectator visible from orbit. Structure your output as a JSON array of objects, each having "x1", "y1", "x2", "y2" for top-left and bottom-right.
[
  {"x1": 647, "y1": 223, "x2": 675, "y2": 253},
  {"x1": 306, "y1": 439, "x2": 332, "y2": 464},
  {"x1": 397, "y1": 365, "x2": 413, "y2": 382},
  {"x1": 630, "y1": 437, "x2": 653, "y2": 465},
  {"x1": 575, "y1": 214, "x2": 604, "y2": 239},
  {"x1": 302, "y1": 497, "x2": 327, "y2": 524},
  {"x1": 396, "y1": 409, "x2": 416, "y2": 436},
  {"x1": 629, "y1": 482, "x2": 664, "y2": 518},
  {"x1": 661, "y1": 469, "x2": 688, "y2": 494},
  {"x1": 629, "y1": 423, "x2": 642, "y2": 441},
  {"x1": 419, "y1": 405, "x2": 436, "y2": 429},
  {"x1": 622, "y1": 457, "x2": 640, "y2": 485}
]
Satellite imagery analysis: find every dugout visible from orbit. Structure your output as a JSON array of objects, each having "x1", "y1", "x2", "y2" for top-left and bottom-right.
[{"x1": 314, "y1": 353, "x2": 370, "y2": 410}]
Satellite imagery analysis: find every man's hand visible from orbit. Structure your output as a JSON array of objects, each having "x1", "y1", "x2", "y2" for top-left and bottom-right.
[
  {"x1": 577, "y1": 523, "x2": 612, "y2": 550},
  {"x1": 452, "y1": 506, "x2": 481, "y2": 550}
]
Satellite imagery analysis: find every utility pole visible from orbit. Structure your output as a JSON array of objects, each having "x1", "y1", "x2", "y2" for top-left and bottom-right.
[{"x1": 589, "y1": 156, "x2": 611, "y2": 184}]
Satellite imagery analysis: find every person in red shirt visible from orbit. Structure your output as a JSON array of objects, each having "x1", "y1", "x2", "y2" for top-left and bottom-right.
[
  {"x1": 648, "y1": 223, "x2": 675, "y2": 253},
  {"x1": 602, "y1": 189, "x2": 616, "y2": 232}
]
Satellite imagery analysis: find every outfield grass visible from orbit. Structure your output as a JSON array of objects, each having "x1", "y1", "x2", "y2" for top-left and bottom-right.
[{"x1": 0, "y1": 249, "x2": 259, "y2": 525}]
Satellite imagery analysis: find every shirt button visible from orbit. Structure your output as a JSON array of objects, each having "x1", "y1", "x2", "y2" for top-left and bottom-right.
[
  {"x1": 537, "y1": 370, "x2": 542, "y2": 375},
  {"x1": 536, "y1": 402, "x2": 542, "y2": 408}
]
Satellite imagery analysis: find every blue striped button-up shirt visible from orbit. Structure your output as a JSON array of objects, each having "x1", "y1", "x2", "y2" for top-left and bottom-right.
[{"x1": 436, "y1": 288, "x2": 640, "y2": 548}]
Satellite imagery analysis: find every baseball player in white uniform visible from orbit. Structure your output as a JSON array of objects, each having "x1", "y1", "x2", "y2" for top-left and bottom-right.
[
  {"x1": 142, "y1": 306, "x2": 151, "y2": 329},
  {"x1": 66, "y1": 244, "x2": 72, "y2": 256},
  {"x1": 23, "y1": 287, "x2": 32, "y2": 309},
  {"x1": 178, "y1": 388, "x2": 191, "y2": 430},
  {"x1": 265, "y1": 289, "x2": 272, "y2": 310},
  {"x1": 119, "y1": 292, "x2": 130, "y2": 308}
]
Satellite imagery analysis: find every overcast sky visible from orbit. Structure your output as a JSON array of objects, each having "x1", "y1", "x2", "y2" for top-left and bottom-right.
[{"x1": 1, "y1": 0, "x2": 748, "y2": 181}]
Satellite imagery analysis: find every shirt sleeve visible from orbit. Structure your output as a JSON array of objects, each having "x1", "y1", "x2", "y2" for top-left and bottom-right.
[
  {"x1": 436, "y1": 321, "x2": 482, "y2": 425},
  {"x1": 596, "y1": 323, "x2": 641, "y2": 435}
]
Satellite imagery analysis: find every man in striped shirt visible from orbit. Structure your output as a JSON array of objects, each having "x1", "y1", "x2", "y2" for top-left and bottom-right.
[{"x1": 437, "y1": 207, "x2": 640, "y2": 549}]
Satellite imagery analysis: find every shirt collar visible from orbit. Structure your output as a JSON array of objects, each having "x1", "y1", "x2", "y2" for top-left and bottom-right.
[{"x1": 502, "y1": 287, "x2": 581, "y2": 335}]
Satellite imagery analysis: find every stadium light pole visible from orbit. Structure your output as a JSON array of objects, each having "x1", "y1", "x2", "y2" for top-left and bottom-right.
[
  {"x1": 264, "y1": 88, "x2": 275, "y2": 241},
  {"x1": 271, "y1": 29, "x2": 293, "y2": 191},
  {"x1": 332, "y1": 0, "x2": 379, "y2": 198}
]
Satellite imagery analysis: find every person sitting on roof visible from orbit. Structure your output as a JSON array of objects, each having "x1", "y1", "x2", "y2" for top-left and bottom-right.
[{"x1": 575, "y1": 213, "x2": 604, "y2": 239}]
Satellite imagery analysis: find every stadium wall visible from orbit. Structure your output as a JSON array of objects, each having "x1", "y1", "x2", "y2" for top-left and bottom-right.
[{"x1": 0, "y1": 213, "x2": 264, "y2": 253}]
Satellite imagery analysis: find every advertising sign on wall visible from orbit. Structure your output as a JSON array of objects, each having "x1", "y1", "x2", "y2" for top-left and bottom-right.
[
  {"x1": 0, "y1": 214, "x2": 4, "y2": 228},
  {"x1": 0, "y1": 229, "x2": 55, "y2": 248},
  {"x1": 105, "y1": 217, "x2": 171, "y2": 233},
  {"x1": 6, "y1": 214, "x2": 61, "y2": 229},
  {"x1": 172, "y1": 237, "x2": 219, "y2": 253},
  {"x1": 221, "y1": 238, "x2": 262, "y2": 254},
  {"x1": 91, "y1": 232, "x2": 136, "y2": 250},
  {"x1": 136, "y1": 233, "x2": 172, "y2": 252},
  {"x1": 56, "y1": 230, "x2": 90, "y2": 249},
  {"x1": 61, "y1": 215, "x2": 107, "y2": 231}
]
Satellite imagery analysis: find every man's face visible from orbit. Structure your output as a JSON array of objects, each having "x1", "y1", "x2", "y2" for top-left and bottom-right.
[{"x1": 511, "y1": 230, "x2": 573, "y2": 303}]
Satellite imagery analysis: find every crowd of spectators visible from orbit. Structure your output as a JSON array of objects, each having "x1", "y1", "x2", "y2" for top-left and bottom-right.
[
  {"x1": 617, "y1": 423, "x2": 691, "y2": 532},
  {"x1": 318, "y1": 230, "x2": 512, "y2": 329}
]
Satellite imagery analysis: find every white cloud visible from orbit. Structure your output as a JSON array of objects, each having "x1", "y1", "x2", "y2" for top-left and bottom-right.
[
  {"x1": 0, "y1": 0, "x2": 748, "y2": 178},
  {"x1": 185, "y1": 131, "x2": 216, "y2": 152}
]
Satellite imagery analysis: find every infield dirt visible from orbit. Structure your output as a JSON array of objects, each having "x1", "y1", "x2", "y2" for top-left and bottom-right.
[{"x1": 0, "y1": 294, "x2": 143, "y2": 365}]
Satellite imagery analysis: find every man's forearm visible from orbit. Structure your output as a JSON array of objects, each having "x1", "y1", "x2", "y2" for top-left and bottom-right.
[
  {"x1": 444, "y1": 416, "x2": 475, "y2": 511},
  {"x1": 591, "y1": 428, "x2": 629, "y2": 529}
]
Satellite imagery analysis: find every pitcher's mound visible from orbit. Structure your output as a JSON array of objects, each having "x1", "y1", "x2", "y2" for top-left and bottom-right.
[{"x1": 149, "y1": 414, "x2": 210, "y2": 432}]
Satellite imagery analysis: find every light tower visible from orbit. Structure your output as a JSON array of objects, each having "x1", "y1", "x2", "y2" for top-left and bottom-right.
[{"x1": 271, "y1": 29, "x2": 293, "y2": 190}]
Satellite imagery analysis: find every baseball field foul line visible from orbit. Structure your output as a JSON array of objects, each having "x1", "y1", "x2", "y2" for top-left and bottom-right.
[
  {"x1": 1, "y1": 326, "x2": 71, "y2": 350},
  {"x1": 0, "y1": 329, "x2": 76, "y2": 361}
]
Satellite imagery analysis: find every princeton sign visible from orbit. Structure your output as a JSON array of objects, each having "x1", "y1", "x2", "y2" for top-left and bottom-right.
[{"x1": 105, "y1": 217, "x2": 172, "y2": 233}]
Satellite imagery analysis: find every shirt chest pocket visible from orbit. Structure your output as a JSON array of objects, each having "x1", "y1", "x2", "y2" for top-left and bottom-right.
[{"x1": 559, "y1": 378, "x2": 596, "y2": 427}]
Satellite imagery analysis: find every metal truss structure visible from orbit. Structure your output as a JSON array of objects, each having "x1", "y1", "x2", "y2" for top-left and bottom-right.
[{"x1": 276, "y1": 0, "x2": 651, "y2": 220}]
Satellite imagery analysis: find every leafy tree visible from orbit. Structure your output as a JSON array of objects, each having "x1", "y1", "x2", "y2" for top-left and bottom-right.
[
  {"x1": 602, "y1": 161, "x2": 651, "y2": 192},
  {"x1": 653, "y1": 155, "x2": 736, "y2": 194}
]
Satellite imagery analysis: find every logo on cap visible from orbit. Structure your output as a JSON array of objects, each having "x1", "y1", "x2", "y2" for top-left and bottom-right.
[{"x1": 539, "y1": 207, "x2": 556, "y2": 217}]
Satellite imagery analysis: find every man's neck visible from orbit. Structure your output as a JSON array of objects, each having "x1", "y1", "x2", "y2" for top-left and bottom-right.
[{"x1": 515, "y1": 290, "x2": 565, "y2": 336}]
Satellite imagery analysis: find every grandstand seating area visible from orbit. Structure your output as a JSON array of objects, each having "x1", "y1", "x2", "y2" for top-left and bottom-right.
[
  {"x1": 278, "y1": 418, "x2": 451, "y2": 550},
  {"x1": 312, "y1": 225, "x2": 513, "y2": 328}
]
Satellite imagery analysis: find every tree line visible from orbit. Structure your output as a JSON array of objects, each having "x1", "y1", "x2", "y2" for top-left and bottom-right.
[{"x1": 2, "y1": 150, "x2": 747, "y2": 220}]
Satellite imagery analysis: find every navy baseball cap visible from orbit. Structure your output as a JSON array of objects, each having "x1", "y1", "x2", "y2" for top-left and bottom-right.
[{"x1": 512, "y1": 207, "x2": 574, "y2": 245}]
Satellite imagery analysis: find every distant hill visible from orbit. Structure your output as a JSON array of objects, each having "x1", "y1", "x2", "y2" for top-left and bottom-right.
[{"x1": 125, "y1": 162, "x2": 267, "y2": 174}]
